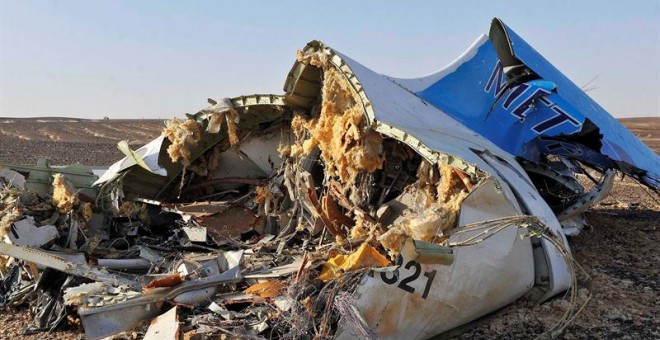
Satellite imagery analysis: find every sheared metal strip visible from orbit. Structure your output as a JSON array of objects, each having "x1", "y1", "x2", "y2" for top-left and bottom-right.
[
  {"x1": 0, "y1": 243, "x2": 139, "y2": 289},
  {"x1": 557, "y1": 169, "x2": 616, "y2": 221}
]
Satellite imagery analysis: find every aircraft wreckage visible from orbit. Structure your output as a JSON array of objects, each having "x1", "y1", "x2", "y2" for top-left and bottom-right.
[{"x1": 1, "y1": 18, "x2": 658, "y2": 339}]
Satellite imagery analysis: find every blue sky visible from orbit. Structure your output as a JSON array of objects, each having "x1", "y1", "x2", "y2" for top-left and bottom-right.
[{"x1": 1, "y1": 1, "x2": 658, "y2": 119}]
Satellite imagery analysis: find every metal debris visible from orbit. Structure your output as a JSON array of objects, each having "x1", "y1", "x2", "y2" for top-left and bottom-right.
[{"x1": 1, "y1": 17, "x2": 658, "y2": 340}]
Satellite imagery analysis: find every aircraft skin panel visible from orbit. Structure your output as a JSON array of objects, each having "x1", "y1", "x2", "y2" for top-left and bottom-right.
[
  {"x1": 499, "y1": 21, "x2": 659, "y2": 186},
  {"x1": 396, "y1": 21, "x2": 659, "y2": 188}
]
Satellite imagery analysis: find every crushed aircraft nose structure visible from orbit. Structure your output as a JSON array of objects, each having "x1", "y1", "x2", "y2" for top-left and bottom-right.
[{"x1": 2, "y1": 18, "x2": 658, "y2": 339}]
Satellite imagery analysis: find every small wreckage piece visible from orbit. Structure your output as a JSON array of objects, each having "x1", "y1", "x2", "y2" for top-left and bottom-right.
[{"x1": 2, "y1": 17, "x2": 659, "y2": 339}]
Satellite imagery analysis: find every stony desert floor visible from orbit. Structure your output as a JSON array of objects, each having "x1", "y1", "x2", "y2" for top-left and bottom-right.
[
  {"x1": 0, "y1": 118, "x2": 163, "y2": 166},
  {"x1": 0, "y1": 117, "x2": 658, "y2": 339}
]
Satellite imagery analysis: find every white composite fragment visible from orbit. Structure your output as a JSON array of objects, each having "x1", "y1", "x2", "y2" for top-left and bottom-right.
[
  {"x1": 182, "y1": 226, "x2": 207, "y2": 242},
  {"x1": 208, "y1": 301, "x2": 231, "y2": 318},
  {"x1": 144, "y1": 306, "x2": 180, "y2": 340},
  {"x1": 6, "y1": 216, "x2": 59, "y2": 247},
  {"x1": 94, "y1": 135, "x2": 168, "y2": 186},
  {"x1": 64, "y1": 282, "x2": 108, "y2": 306},
  {"x1": 273, "y1": 296, "x2": 294, "y2": 312},
  {"x1": 207, "y1": 302, "x2": 251, "y2": 320},
  {"x1": 202, "y1": 97, "x2": 235, "y2": 134}
]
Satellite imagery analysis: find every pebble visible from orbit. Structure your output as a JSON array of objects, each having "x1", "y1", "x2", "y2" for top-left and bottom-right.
[
  {"x1": 551, "y1": 298, "x2": 571, "y2": 310},
  {"x1": 578, "y1": 288, "x2": 590, "y2": 302}
]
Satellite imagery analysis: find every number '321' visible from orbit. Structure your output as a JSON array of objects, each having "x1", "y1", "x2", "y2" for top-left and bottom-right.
[{"x1": 368, "y1": 257, "x2": 437, "y2": 299}]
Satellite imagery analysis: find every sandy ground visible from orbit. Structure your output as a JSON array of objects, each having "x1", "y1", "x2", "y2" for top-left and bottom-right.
[
  {"x1": 0, "y1": 117, "x2": 658, "y2": 339},
  {"x1": 0, "y1": 118, "x2": 163, "y2": 166}
]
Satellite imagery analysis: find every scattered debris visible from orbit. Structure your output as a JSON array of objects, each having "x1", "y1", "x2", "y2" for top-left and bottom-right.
[{"x1": 1, "y1": 17, "x2": 658, "y2": 340}]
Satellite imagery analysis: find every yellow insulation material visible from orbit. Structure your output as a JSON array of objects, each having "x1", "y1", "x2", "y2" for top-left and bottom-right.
[
  {"x1": 0, "y1": 188, "x2": 21, "y2": 240},
  {"x1": 226, "y1": 110, "x2": 239, "y2": 146},
  {"x1": 0, "y1": 256, "x2": 8, "y2": 275},
  {"x1": 244, "y1": 280, "x2": 285, "y2": 298},
  {"x1": 0, "y1": 208, "x2": 20, "y2": 241},
  {"x1": 288, "y1": 114, "x2": 309, "y2": 157},
  {"x1": 296, "y1": 49, "x2": 327, "y2": 68},
  {"x1": 81, "y1": 202, "x2": 93, "y2": 222},
  {"x1": 207, "y1": 108, "x2": 240, "y2": 146},
  {"x1": 349, "y1": 215, "x2": 370, "y2": 240},
  {"x1": 319, "y1": 242, "x2": 390, "y2": 281},
  {"x1": 289, "y1": 67, "x2": 384, "y2": 185},
  {"x1": 438, "y1": 163, "x2": 467, "y2": 203},
  {"x1": 162, "y1": 118, "x2": 202, "y2": 166},
  {"x1": 378, "y1": 163, "x2": 472, "y2": 255},
  {"x1": 52, "y1": 173, "x2": 79, "y2": 213}
]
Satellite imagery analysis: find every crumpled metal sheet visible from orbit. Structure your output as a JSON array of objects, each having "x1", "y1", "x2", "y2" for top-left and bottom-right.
[
  {"x1": 0, "y1": 264, "x2": 22, "y2": 307},
  {"x1": 24, "y1": 269, "x2": 83, "y2": 334}
]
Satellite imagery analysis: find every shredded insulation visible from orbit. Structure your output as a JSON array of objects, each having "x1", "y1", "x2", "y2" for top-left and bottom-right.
[
  {"x1": 226, "y1": 110, "x2": 239, "y2": 146},
  {"x1": 438, "y1": 163, "x2": 470, "y2": 203},
  {"x1": 378, "y1": 163, "x2": 473, "y2": 255},
  {"x1": 288, "y1": 66, "x2": 384, "y2": 186},
  {"x1": 81, "y1": 202, "x2": 93, "y2": 222},
  {"x1": 296, "y1": 49, "x2": 328, "y2": 69},
  {"x1": 118, "y1": 201, "x2": 141, "y2": 218},
  {"x1": 319, "y1": 243, "x2": 390, "y2": 281},
  {"x1": 348, "y1": 214, "x2": 373, "y2": 241},
  {"x1": 207, "y1": 110, "x2": 240, "y2": 146},
  {"x1": 0, "y1": 208, "x2": 20, "y2": 241},
  {"x1": 52, "y1": 173, "x2": 79, "y2": 213},
  {"x1": 162, "y1": 118, "x2": 203, "y2": 167},
  {"x1": 1, "y1": 188, "x2": 21, "y2": 240}
]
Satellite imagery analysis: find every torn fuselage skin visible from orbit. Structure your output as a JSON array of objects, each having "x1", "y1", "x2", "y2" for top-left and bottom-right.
[{"x1": 287, "y1": 44, "x2": 567, "y2": 339}]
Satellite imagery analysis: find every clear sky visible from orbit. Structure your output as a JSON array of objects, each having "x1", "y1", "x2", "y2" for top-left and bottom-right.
[{"x1": 1, "y1": 1, "x2": 658, "y2": 119}]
